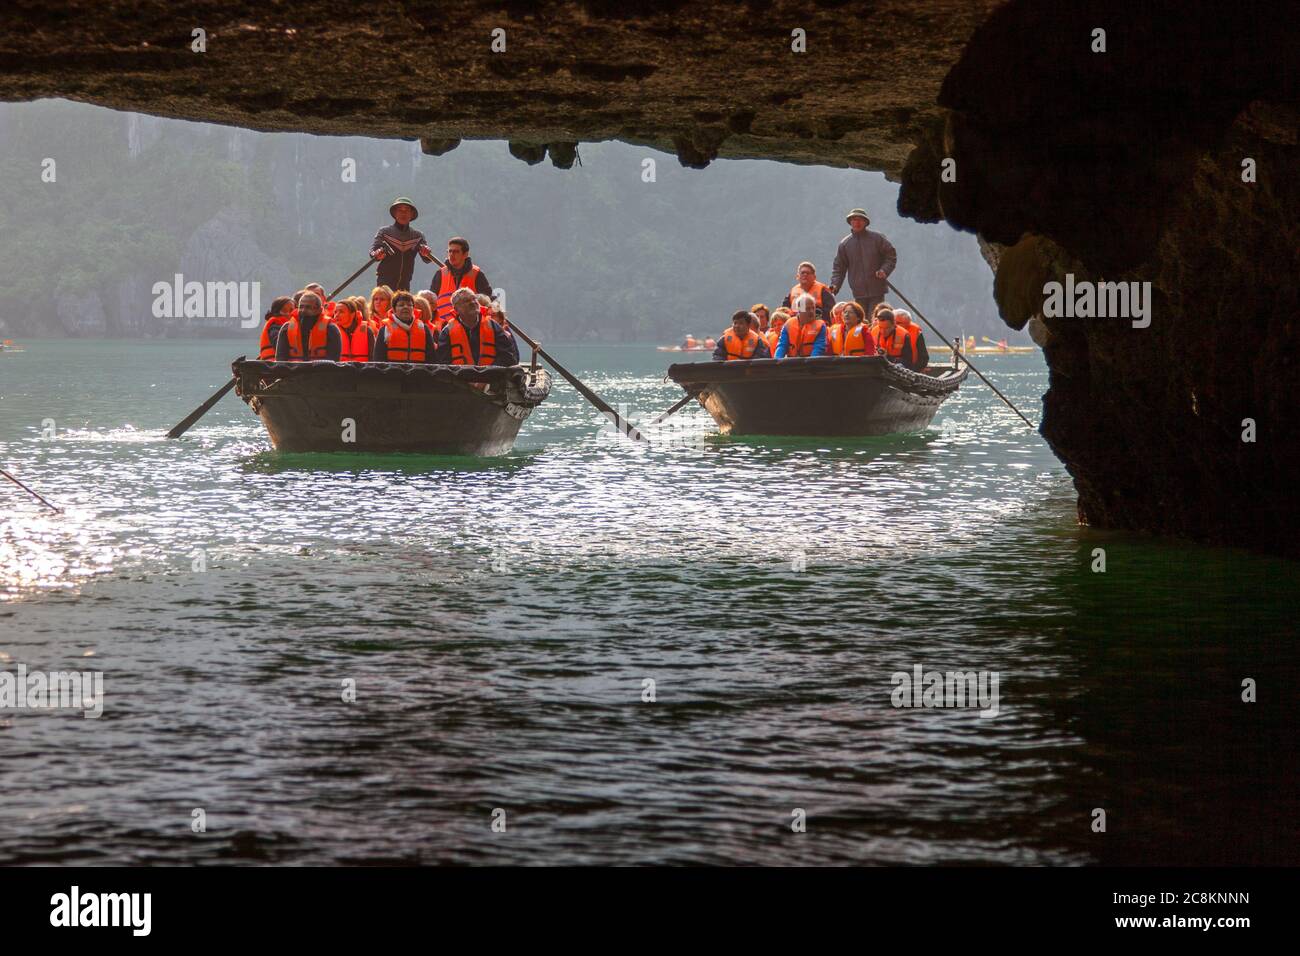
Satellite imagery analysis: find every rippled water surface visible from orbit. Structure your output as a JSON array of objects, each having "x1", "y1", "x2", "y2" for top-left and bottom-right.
[{"x1": 2, "y1": 341, "x2": 1297, "y2": 865}]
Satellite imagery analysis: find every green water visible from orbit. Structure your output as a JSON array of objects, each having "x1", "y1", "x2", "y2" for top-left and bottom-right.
[{"x1": 1, "y1": 340, "x2": 1296, "y2": 864}]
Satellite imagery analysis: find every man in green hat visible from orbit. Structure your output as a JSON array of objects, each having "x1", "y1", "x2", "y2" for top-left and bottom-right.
[
  {"x1": 370, "y1": 197, "x2": 434, "y2": 292},
  {"x1": 829, "y1": 207, "x2": 897, "y2": 318}
]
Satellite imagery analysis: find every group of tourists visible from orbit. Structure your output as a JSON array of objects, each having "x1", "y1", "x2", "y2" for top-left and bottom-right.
[
  {"x1": 710, "y1": 207, "x2": 929, "y2": 371},
  {"x1": 255, "y1": 198, "x2": 518, "y2": 367}
]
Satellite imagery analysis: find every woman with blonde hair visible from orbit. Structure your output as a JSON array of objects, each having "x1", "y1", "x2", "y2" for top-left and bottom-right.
[{"x1": 369, "y1": 285, "x2": 394, "y2": 326}]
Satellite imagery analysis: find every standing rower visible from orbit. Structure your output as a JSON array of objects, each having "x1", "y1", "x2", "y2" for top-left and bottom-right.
[
  {"x1": 370, "y1": 197, "x2": 434, "y2": 292},
  {"x1": 829, "y1": 208, "x2": 897, "y2": 319}
]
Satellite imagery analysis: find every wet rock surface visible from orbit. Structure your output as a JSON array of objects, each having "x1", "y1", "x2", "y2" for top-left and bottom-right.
[{"x1": 1, "y1": 0, "x2": 1296, "y2": 554}]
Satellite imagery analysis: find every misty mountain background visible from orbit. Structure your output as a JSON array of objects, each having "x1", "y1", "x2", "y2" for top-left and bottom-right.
[{"x1": 0, "y1": 98, "x2": 1024, "y2": 343}]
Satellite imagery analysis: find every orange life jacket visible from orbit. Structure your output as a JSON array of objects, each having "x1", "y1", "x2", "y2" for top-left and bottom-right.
[
  {"x1": 337, "y1": 319, "x2": 370, "y2": 362},
  {"x1": 720, "y1": 328, "x2": 761, "y2": 360},
  {"x1": 385, "y1": 319, "x2": 429, "y2": 362},
  {"x1": 782, "y1": 317, "x2": 826, "y2": 357},
  {"x1": 836, "y1": 323, "x2": 875, "y2": 357},
  {"x1": 900, "y1": 324, "x2": 921, "y2": 365},
  {"x1": 789, "y1": 281, "x2": 829, "y2": 317},
  {"x1": 280, "y1": 316, "x2": 331, "y2": 361},
  {"x1": 258, "y1": 315, "x2": 290, "y2": 360},
  {"x1": 877, "y1": 326, "x2": 907, "y2": 360},
  {"x1": 446, "y1": 316, "x2": 496, "y2": 366},
  {"x1": 764, "y1": 327, "x2": 782, "y2": 354},
  {"x1": 434, "y1": 265, "x2": 482, "y2": 323}
]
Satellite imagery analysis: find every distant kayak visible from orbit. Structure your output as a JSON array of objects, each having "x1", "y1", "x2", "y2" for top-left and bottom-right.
[{"x1": 657, "y1": 345, "x2": 712, "y2": 352}]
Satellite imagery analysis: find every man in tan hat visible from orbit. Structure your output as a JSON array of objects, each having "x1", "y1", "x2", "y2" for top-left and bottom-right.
[
  {"x1": 370, "y1": 197, "x2": 434, "y2": 292},
  {"x1": 828, "y1": 208, "x2": 897, "y2": 319}
]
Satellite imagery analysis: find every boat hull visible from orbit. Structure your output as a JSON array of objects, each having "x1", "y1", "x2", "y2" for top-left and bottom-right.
[
  {"x1": 666, "y1": 355, "x2": 967, "y2": 437},
  {"x1": 233, "y1": 359, "x2": 551, "y2": 456}
]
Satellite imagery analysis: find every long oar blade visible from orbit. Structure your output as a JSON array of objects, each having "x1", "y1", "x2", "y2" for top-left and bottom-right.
[
  {"x1": 2, "y1": 466, "x2": 61, "y2": 512},
  {"x1": 506, "y1": 320, "x2": 645, "y2": 441},
  {"x1": 166, "y1": 376, "x2": 237, "y2": 439}
]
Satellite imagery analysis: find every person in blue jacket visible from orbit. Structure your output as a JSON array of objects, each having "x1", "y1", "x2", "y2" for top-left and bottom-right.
[{"x1": 773, "y1": 293, "x2": 828, "y2": 358}]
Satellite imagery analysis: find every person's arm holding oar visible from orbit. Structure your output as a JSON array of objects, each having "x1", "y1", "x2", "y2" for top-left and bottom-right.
[{"x1": 165, "y1": 252, "x2": 382, "y2": 439}]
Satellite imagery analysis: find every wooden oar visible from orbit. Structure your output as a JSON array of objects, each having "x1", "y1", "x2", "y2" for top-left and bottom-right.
[
  {"x1": 506, "y1": 319, "x2": 646, "y2": 442},
  {"x1": 2, "y1": 465, "x2": 62, "y2": 512},
  {"x1": 419, "y1": 250, "x2": 644, "y2": 443},
  {"x1": 885, "y1": 279, "x2": 1038, "y2": 432},
  {"x1": 165, "y1": 377, "x2": 238, "y2": 439},
  {"x1": 165, "y1": 254, "x2": 380, "y2": 439},
  {"x1": 645, "y1": 390, "x2": 701, "y2": 426}
]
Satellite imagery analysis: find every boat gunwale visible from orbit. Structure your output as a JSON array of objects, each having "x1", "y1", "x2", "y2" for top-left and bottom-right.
[{"x1": 666, "y1": 355, "x2": 969, "y2": 396}]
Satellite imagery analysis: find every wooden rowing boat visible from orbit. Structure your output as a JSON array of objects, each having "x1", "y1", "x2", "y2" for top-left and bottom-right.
[
  {"x1": 666, "y1": 355, "x2": 968, "y2": 436},
  {"x1": 232, "y1": 358, "x2": 551, "y2": 456}
]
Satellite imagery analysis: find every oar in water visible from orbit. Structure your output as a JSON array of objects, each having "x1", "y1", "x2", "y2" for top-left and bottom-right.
[
  {"x1": 165, "y1": 254, "x2": 380, "y2": 439},
  {"x1": 506, "y1": 319, "x2": 646, "y2": 442},
  {"x1": 2, "y1": 465, "x2": 62, "y2": 512},
  {"x1": 644, "y1": 390, "x2": 701, "y2": 426},
  {"x1": 420, "y1": 251, "x2": 645, "y2": 443},
  {"x1": 885, "y1": 279, "x2": 1038, "y2": 432}
]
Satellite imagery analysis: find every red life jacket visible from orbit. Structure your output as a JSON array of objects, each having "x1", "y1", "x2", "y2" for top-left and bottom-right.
[
  {"x1": 434, "y1": 265, "x2": 482, "y2": 323},
  {"x1": 720, "y1": 328, "x2": 761, "y2": 360},
  {"x1": 385, "y1": 320, "x2": 429, "y2": 362},
  {"x1": 782, "y1": 317, "x2": 826, "y2": 357},
  {"x1": 835, "y1": 323, "x2": 875, "y2": 357},
  {"x1": 280, "y1": 317, "x2": 331, "y2": 360},
  {"x1": 337, "y1": 319, "x2": 370, "y2": 362},
  {"x1": 446, "y1": 316, "x2": 496, "y2": 365},
  {"x1": 258, "y1": 315, "x2": 290, "y2": 360}
]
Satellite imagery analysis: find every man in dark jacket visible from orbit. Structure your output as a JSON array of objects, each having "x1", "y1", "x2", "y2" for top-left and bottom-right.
[
  {"x1": 370, "y1": 197, "x2": 434, "y2": 291},
  {"x1": 273, "y1": 292, "x2": 342, "y2": 361},
  {"x1": 829, "y1": 208, "x2": 897, "y2": 318},
  {"x1": 433, "y1": 288, "x2": 519, "y2": 366}
]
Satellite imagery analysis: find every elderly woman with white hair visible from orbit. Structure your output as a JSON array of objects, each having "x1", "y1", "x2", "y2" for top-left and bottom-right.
[
  {"x1": 772, "y1": 292, "x2": 829, "y2": 359},
  {"x1": 432, "y1": 287, "x2": 519, "y2": 366}
]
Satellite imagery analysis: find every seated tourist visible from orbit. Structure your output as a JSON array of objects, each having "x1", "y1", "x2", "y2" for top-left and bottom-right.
[
  {"x1": 751, "y1": 303, "x2": 771, "y2": 333},
  {"x1": 257, "y1": 295, "x2": 296, "y2": 360},
  {"x1": 829, "y1": 302, "x2": 875, "y2": 356},
  {"x1": 371, "y1": 291, "x2": 435, "y2": 362},
  {"x1": 333, "y1": 299, "x2": 373, "y2": 362},
  {"x1": 891, "y1": 309, "x2": 929, "y2": 370},
  {"x1": 765, "y1": 308, "x2": 790, "y2": 354},
  {"x1": 713, "y1": 310, "x2": 771, "y2": 361},
  {"x1": 274, "y1": 292, "x2": 342, "y2": 361},
  {"x1": 369, "y1": 286, "x2": 394, "y2": 328},
  {"x1": 433, "y1": 287, "x2": 519, "y2": 366},
  {"x1": 773, "y1": 293, "x2": 828, "y2": 358}
]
